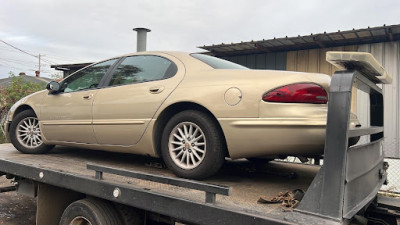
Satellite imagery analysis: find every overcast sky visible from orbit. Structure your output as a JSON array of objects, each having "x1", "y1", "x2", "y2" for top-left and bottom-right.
[{"x1": 0, "y1": 0, "x2": 399, "y2": 78}]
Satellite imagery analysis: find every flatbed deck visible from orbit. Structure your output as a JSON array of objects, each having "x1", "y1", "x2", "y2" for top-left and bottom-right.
[{"x1": 0, "y1": 143, "x2": 319, "y2": 224}]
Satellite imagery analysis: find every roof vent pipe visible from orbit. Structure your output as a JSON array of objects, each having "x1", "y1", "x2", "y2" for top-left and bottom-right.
[{"x1": 133, "y1": 28, "x2": 151, "y2": 52}]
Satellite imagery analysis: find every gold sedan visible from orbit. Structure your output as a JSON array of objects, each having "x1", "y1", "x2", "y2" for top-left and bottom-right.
[{"x1": 5, "y1": 51, "x2": 357, "y2": 179}]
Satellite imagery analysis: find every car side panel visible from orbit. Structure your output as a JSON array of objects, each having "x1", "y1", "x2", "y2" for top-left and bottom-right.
[
  {"x1": 91, "y1": 53, "x2": 186, "y2": 146},
  {"x1": 92, "y1": 80, "x2": 175, "y2": 145},
  {"x1": 149, "y1": 69, "x2": 331, "y2": 158},
  {"x1": 39, "y1": 90, "x2": 98, "y2": 144}
]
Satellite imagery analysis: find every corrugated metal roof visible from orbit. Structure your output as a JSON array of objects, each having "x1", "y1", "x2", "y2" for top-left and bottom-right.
[
  {"x1": 50, "y1": 62, "x2": 92, "y2": 71},
  {"x1": 200, "y1": 24, "x2": 400, "y2": 56}
]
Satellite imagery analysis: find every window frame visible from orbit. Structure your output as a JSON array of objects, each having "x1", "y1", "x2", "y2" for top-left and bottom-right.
[
  {"x1": 100, "y1": 55, "x2": 178, "y2": 88},
  {"x1": 59, "y1": 58, "x2": 122, "y2": 94}
]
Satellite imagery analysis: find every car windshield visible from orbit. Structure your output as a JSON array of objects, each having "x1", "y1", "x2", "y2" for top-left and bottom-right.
[{"x1": 191, "y1": 54, "x2": 248, "y2": 69}]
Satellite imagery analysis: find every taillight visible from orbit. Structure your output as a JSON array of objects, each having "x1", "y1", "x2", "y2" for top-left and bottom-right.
[{"x1": 262, "y1": 83, "x2": 328, "y2": 104}]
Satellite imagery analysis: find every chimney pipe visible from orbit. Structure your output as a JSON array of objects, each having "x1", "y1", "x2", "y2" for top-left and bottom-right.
[{"x1": 133, "y1": 27, "x2": 151, "y2": 52}]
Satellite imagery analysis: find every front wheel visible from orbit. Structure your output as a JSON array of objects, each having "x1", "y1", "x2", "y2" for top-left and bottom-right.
[
  {"x1": 9, "y1": 109, "x2": 54, "y2": 154},
  {"x1": 161, "y1": 110, "x2": 225, "y2": 180}
]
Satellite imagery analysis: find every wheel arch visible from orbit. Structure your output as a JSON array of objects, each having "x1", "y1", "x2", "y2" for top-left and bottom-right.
[
  {"x1": 12, "y1": 104, "x2": 36, "y2": 118},
  {"x1": 153, "y1": 102, "x2": 229, "y2": 158},
  {"x1": 5, "y1": 104, "x2": 35, "y2": 135}
]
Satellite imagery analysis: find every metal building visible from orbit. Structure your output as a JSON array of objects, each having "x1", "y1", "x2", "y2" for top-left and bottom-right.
[
  {"x1": 201, "y1": 24, "x2": 400, "y2": 158},
  {"x1": 51, "y1": 62, "x2": 92, "y2": 78}
]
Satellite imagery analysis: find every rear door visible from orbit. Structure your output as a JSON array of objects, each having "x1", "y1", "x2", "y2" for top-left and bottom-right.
[{"x1": 92, "y1": 54, "x2": 185, "y2": 145}]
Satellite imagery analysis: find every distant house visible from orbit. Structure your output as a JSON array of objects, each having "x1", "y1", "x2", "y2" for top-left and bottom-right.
[{"x1": 0, "y1": 74, "x2": 52, "y2": 88}]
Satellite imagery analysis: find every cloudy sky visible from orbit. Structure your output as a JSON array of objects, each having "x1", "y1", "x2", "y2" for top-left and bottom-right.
[{"x1": 0, "y1": 0, "x2": 399, "y2": 78}]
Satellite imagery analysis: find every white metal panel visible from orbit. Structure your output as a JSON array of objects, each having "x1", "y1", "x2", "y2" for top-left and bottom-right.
[{"x1": 357, "y1": 41, "x2": 400, "y2": 158}]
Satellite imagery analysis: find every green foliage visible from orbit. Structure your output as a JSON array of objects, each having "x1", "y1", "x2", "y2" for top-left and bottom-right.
[
  {"x1": 0, "y1": 72, "x2": 45, "y2": 110},
  {"x1": 50, "y1": 72, "x2": 63, "y2": 80},
  {"x1": 0, "y1": 72, "x2": 46, "y2": 143}
]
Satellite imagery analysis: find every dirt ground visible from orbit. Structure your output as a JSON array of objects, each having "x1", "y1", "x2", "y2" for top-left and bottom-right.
[{"x1": 0, "y1": 176, "x2": 36, "y2": 225}]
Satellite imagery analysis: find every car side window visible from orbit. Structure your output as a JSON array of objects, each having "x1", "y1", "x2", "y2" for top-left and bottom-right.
[
  {"x1": 107, "y1": 55, "x2": 177, "y2": 86},
  {"x1": 62, "y1": 59, "x2": 118, "y2": 93}
]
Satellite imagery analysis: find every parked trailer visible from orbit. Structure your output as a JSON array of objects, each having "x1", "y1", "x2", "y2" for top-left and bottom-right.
[{"x1": 1, "y1": 52, "x2": 400, "y2": 224}]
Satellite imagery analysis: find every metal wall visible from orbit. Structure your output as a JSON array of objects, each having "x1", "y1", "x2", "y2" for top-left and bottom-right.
[
  {"x1": 357, "y1": 41, "x2": 400, "y2": 158},
  {"x1": 285, "y1": 43, "x2": 399, "y2": 158},
  {"x1": 285, "y1": 46, "x2": 357, "y2": 74},
  {"x1": 286, "y1": 46, "x2": 358, "y2": 111},
  {"x1": 222, "y1": 52, "x2": 286, "y2": 70}
]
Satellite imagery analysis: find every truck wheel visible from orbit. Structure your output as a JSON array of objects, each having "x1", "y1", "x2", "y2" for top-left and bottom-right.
[
  {"x1": 161, "y1": 110, "x2": 225, "y2": 180},
  {"x1": 9, "y1": 109, "x2": 54, "y2": 154},
  {"x1": 59, "y1": 198, "x2": 123, "y2": 225}
]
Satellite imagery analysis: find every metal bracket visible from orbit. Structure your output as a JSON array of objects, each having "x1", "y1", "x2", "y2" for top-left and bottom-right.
[
  {"x1": 0, "y1": 185, "x2": 16, "y2": 193},
  {"x1": 16, "y1": 179, "x2": 37, "y2": 197},
  {"x1": 87, "y1": 163, "x2": 232, "y2": 204},
  {"x1": 296, "y1": 70, "x2": 386, "y2": 221}
]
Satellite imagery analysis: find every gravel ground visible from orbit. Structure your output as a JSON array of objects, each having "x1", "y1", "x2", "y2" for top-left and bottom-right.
[{"x1": 0, "y1": 176, "x2": 36, "y2": 225}]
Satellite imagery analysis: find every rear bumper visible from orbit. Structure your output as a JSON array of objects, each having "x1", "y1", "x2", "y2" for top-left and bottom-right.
[{"x1": 218, "y1": 118, "x2": 326, "y2": 159}]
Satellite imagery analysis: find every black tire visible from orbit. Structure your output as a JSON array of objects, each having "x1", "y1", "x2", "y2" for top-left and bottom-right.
[
  {"x1": 161, "y1": 110, "x2": 225, "y2": 180},
  {"x1": 59, "y1": 198, "x2": 123, "y2": 225},
  {"x1": 9, "y1": 109, "x2": 54, "y2": 154},
  {"x1": 348, "y1": 136, "x2": 360, "y2": 147}
]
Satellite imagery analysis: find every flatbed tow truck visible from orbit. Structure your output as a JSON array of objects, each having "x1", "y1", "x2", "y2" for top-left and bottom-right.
[{"x1": 0, "y1": 52, "x2": 399, "y2": 225}]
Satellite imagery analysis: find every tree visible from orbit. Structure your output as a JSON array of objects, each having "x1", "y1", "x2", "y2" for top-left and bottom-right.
[
  {"x1": 0, "y1": 72, "x2": 46, "y2": 109},
  {"x1": 0, "y1": 72, "x2": 46, "y2": 143},
  {"x1": 50, "y1": 72, "x2": 63, "y2": 80}
]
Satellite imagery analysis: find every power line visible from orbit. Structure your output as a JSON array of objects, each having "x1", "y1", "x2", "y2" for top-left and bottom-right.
[
  {"x1": 0, "y1": 61, "x2": 28, "y2": 72},
  {"x1": 0, "y1": 40, "x2": 38, "y2": 58},
  {"x1": 0, "y1": 46, "x2": 23, "y2": 54},
  {"x1": 0, "y1": 60, "x2": 36, "y2": 69},
  {"x1": 44, "y1": 53, "x2": 86, "y2": 62},
  {"x1": 0, "y1": 40, "x2": 84, "y2": 74},
  {"x1": 0, "y1": 57, "x2": 37, "y2": 64},
  {"x1": 40, "y1": 57, "x2": 58, "y2": 65}
]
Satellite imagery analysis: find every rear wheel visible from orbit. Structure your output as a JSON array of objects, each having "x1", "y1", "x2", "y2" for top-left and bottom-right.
[
  {"x1": 59, "y1": 198, "x2": 123, "y2": 225},
  {"x1": 161, "y1": 110, "x2": 225, "y2": 179},
  {"x1": 9, "y1": 109, "x2": 54, "y2": 154}
]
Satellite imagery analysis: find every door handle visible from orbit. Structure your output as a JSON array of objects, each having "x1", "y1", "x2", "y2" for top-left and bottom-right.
[
  {"x1": 149, "y1": 86, "x2": 165, "y2": 94},
  {"x1": 83, "y1": 94, "x2": 94, "y2": 100}
]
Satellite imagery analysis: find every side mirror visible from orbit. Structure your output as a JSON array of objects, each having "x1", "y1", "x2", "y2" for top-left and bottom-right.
[{"x1": 46, "y1": 81, "x2": 61, "y2": 94}]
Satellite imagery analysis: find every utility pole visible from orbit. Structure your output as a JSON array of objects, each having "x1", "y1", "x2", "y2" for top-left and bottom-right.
[{"x1": 38, "y1": 54, "x2": 41, "y2": 72}]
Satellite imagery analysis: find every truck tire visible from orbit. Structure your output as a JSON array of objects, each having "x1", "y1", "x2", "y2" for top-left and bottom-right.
[
  {"x1": 9, "y1": 109, "x2": 54, "y2": 154},
  {"x1": 161, "y1": 110, "x2": 225, "y2": 180},
  {"x1": 59, "y1": 198, "x2": 123, "y2": 225}
]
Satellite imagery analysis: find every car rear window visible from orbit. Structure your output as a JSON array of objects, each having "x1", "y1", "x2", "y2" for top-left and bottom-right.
[{"x1": 191, "y1": 54, "x2": 248, "y2": 69}]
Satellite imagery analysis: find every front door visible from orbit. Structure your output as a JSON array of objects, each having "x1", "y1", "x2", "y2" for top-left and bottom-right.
[{"x1": 40, "y1": 59, "x2": 118, "y2": 144}]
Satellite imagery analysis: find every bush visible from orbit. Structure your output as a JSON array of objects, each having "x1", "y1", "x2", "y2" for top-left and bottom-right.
[
  {"x1": 0, "y1": 72, "x2": 46, "y2": 143},
  {"x1": 0, "y1": 73, "x2": 45, "y2": 110}
]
